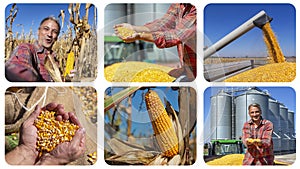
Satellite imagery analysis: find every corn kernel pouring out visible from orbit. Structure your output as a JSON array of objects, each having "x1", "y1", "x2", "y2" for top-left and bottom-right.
[{"x1": 34, "y1": 110, "x2": 79, "y2": 157}]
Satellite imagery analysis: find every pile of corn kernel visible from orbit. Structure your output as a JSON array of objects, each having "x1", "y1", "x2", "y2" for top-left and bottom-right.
[
  {"x1": 104, "y1": 61, "x2": 175, "y2": 82},
  {"x1": 224, "y1": 62, "x2": 296, "y2": 82},
  {"x1": 34, "y1": 110, "x2": 79, "y2": 156},
  {"x1": 206, "y1": 154, "x2": 244, "y2": 165},
  {"x1": 117, "y1": 27, "x2": 135, "y2": 38},
  {"x1": 72, "y1": 87, "x2": 97, "y2": 124},
  {"x1": 206, "y1": 154, "x2": 289, "y2": 165}
]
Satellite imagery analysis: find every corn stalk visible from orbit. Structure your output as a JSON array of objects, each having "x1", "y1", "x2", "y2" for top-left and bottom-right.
[
  {"x1": 5, "y1": 3, "x2": 17, "y2": 61},
  {"x1": 67, "y1": 3, "x2": 95, "y2": 81}
]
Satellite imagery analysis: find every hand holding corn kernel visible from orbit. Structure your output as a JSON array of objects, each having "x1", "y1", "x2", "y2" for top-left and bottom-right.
[
  {"x1": 35, "y1": 103, "x2": 86, "y2": 165},
  {"x1": 246, "y1": 138, "x2": 262, "y2": 147},
  {"x1": 6, "y1": 103, "x2": 86, "y2": 165},
  {"x1": 114, "y1": 23, "x2": 140, "y2": 43}
]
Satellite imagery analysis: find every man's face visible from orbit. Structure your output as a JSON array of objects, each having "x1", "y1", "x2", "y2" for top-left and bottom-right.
[
  {"x1": 248, "y1": 106, "x2": 262, "y2": 123},
  {"x1": 38, "y1": 20, "x2": 59, "y2": 50}
]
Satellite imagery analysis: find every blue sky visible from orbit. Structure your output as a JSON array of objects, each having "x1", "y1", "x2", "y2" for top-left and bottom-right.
[
  {"x1": 204, "y1": 86, "x2": 296, "y2": 126},
  {"x1": 105, "y1": 87, "x2": 181, "y2": 139},
  {"x1": 204, "y1": 3, "x2": 296, "y2": 57},
  {"x1": 5, "y1": 3, "x2": 97, "y2": 38}
]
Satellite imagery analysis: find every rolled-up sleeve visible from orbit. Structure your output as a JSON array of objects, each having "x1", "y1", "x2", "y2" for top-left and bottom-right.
[{"x1": 145, "y1": 4, "x2": 196, "y2": 48}]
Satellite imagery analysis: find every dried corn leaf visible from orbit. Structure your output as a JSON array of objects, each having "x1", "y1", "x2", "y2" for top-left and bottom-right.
[
  {"x1": 44, "y1": 55, "x2": 63, "y2": 82},
  {"x1": 105, "y1": 150, "x2": 157, "y2": 165},
  {"x1": 107, "y1": 138, "x2": 146, "y2": 155}
]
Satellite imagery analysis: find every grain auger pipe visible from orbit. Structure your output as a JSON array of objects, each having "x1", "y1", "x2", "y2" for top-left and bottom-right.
[{"x1": 204, "y1": 10, "x2": 273, "y2": 60}]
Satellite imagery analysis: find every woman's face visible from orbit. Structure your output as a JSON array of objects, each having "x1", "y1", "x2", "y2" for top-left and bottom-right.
[{"x1": 38, "y1": 19, "x2": 59, "y2": 50}]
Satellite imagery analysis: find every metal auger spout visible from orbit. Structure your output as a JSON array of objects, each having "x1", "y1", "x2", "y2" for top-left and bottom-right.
[{"x1": 204, "y1": 10, "x2": 273, "y2": 60}]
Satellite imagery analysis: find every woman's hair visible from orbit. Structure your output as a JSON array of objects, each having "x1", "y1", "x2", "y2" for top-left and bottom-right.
[
  {"x1": 248, "y1": 103, "x2": 262, "y2": 112},
  {"x1": 39, "y1": 16, "x2": 61, "y2": 35}
]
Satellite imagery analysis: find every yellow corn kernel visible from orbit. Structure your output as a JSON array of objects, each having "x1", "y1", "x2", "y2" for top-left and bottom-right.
[
  {"x1": 224, "y1": 62, "x2": 296, "y2": 82},
  {"x1": 206, "y1": 154, "x2": 289, "y2": 165},
  {"x1": 145, "y1": 90, "x2": 178, "y2": 157},
  {"x1": 262, "y1": 23, "x2": 285, "y2": 63},
  {"x1": 206, "y1": 154, "x2": 244, "y2": 165},
  {"x1": 132, "y1": 68, "x2": 175, "y2": 82},
  {"x1": 117, "y1": 27, "x2": 135, "y2": 38},
  {"x1": 104, "y1": 61, "x2": 175, "y2": 82},
  {"x1": 34, "y1": 110, "x2": 79, "y2": 157},
  {"x1": 253, "y1": 138, "x2": 261, "y2": 143},
  {"x1": 63, "y1": 52, "x2": 75, "y2": 77},
  {"x1": 247, "y1": 138, "x2": 254, "y2": 143},
  {"x1": 87, "y1": 151, "x2": 97, "y2": 165}
]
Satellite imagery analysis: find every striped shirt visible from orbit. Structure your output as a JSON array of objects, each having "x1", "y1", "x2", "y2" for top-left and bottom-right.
[
  {"x1": 5, "y1": 41, "x2": 58, "y2": 82},
  {"x1": 144, "y1": 3, "x2": 197, "y2": 78},
  {"x1": 242, "y1": 117, "x2": 274, "y2": 165}
]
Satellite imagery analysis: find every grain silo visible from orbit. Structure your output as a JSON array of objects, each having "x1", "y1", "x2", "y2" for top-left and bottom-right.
[
  {"x1": 234, "y1": 88, "x2": 269, "y2": 139},
  {"x1": 288, "y1": 110, "x2": 296, "y2": 153},
  {"x1": 268, "y1": 98, "x2": 281, "y2": 153},
  {"x1": 279, "y1": 103, "x2": 290, "y2": 154},
  {"x1": 210, "y1": 90, "x2": 232, "y2": 140}
]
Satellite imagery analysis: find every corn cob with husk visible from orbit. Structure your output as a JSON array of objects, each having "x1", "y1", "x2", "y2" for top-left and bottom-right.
[
  {"x1": 63, "y1": 52, "x2": 75, "y2": 77},
  {"x1": 145, "y1": 90, "x2": 179, "y2": 158}
]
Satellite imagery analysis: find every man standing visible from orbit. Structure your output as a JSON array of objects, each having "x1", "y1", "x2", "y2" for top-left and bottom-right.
[{"x1": 242, "y1": 103, "x2": 274, "y2": 165}]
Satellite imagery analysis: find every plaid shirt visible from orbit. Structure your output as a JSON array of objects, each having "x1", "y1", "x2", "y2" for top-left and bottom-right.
[
  {"x1": 242, "y1": 117, "x2": 274, "y2": 165},
  {"x1": 144, "y1": 3, "x2": 197, "y2": 77},
  {"x1": 5, "y1": 41, "x2": 58, "y2": 82}
]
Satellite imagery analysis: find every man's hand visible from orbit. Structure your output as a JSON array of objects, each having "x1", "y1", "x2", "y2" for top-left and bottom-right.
[
  {"x1": 36, "y1": 128, "x2": 86, "y2": 165},
  {"x1": 114, "y1": 23, "x2": 139, "y2": 43},
  {"x1": 246, "y1": 138, "x2": 262, "y2": 148},
  {"x1": 36, "y1": 112, "x2": 86, "y2": 165},
  {"x1": 19, "y1": 105, "x2": 41, "y2": 158},
  {"x1": 6, "y1": 103, "x2": 71, "y2": 165}
]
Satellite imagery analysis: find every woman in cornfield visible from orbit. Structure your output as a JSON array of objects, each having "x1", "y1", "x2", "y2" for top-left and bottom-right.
[{"x1": 5, "y1": 16, "x2": 62, "y2": 82}]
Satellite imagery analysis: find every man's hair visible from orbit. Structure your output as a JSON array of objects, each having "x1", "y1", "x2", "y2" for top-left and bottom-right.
[
  {"x1": 39, "y1": 16, "x2": 61, "y2": 35},
  {"x1": 248, "y1": 103, "x2": 262, "y2": 112}
]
